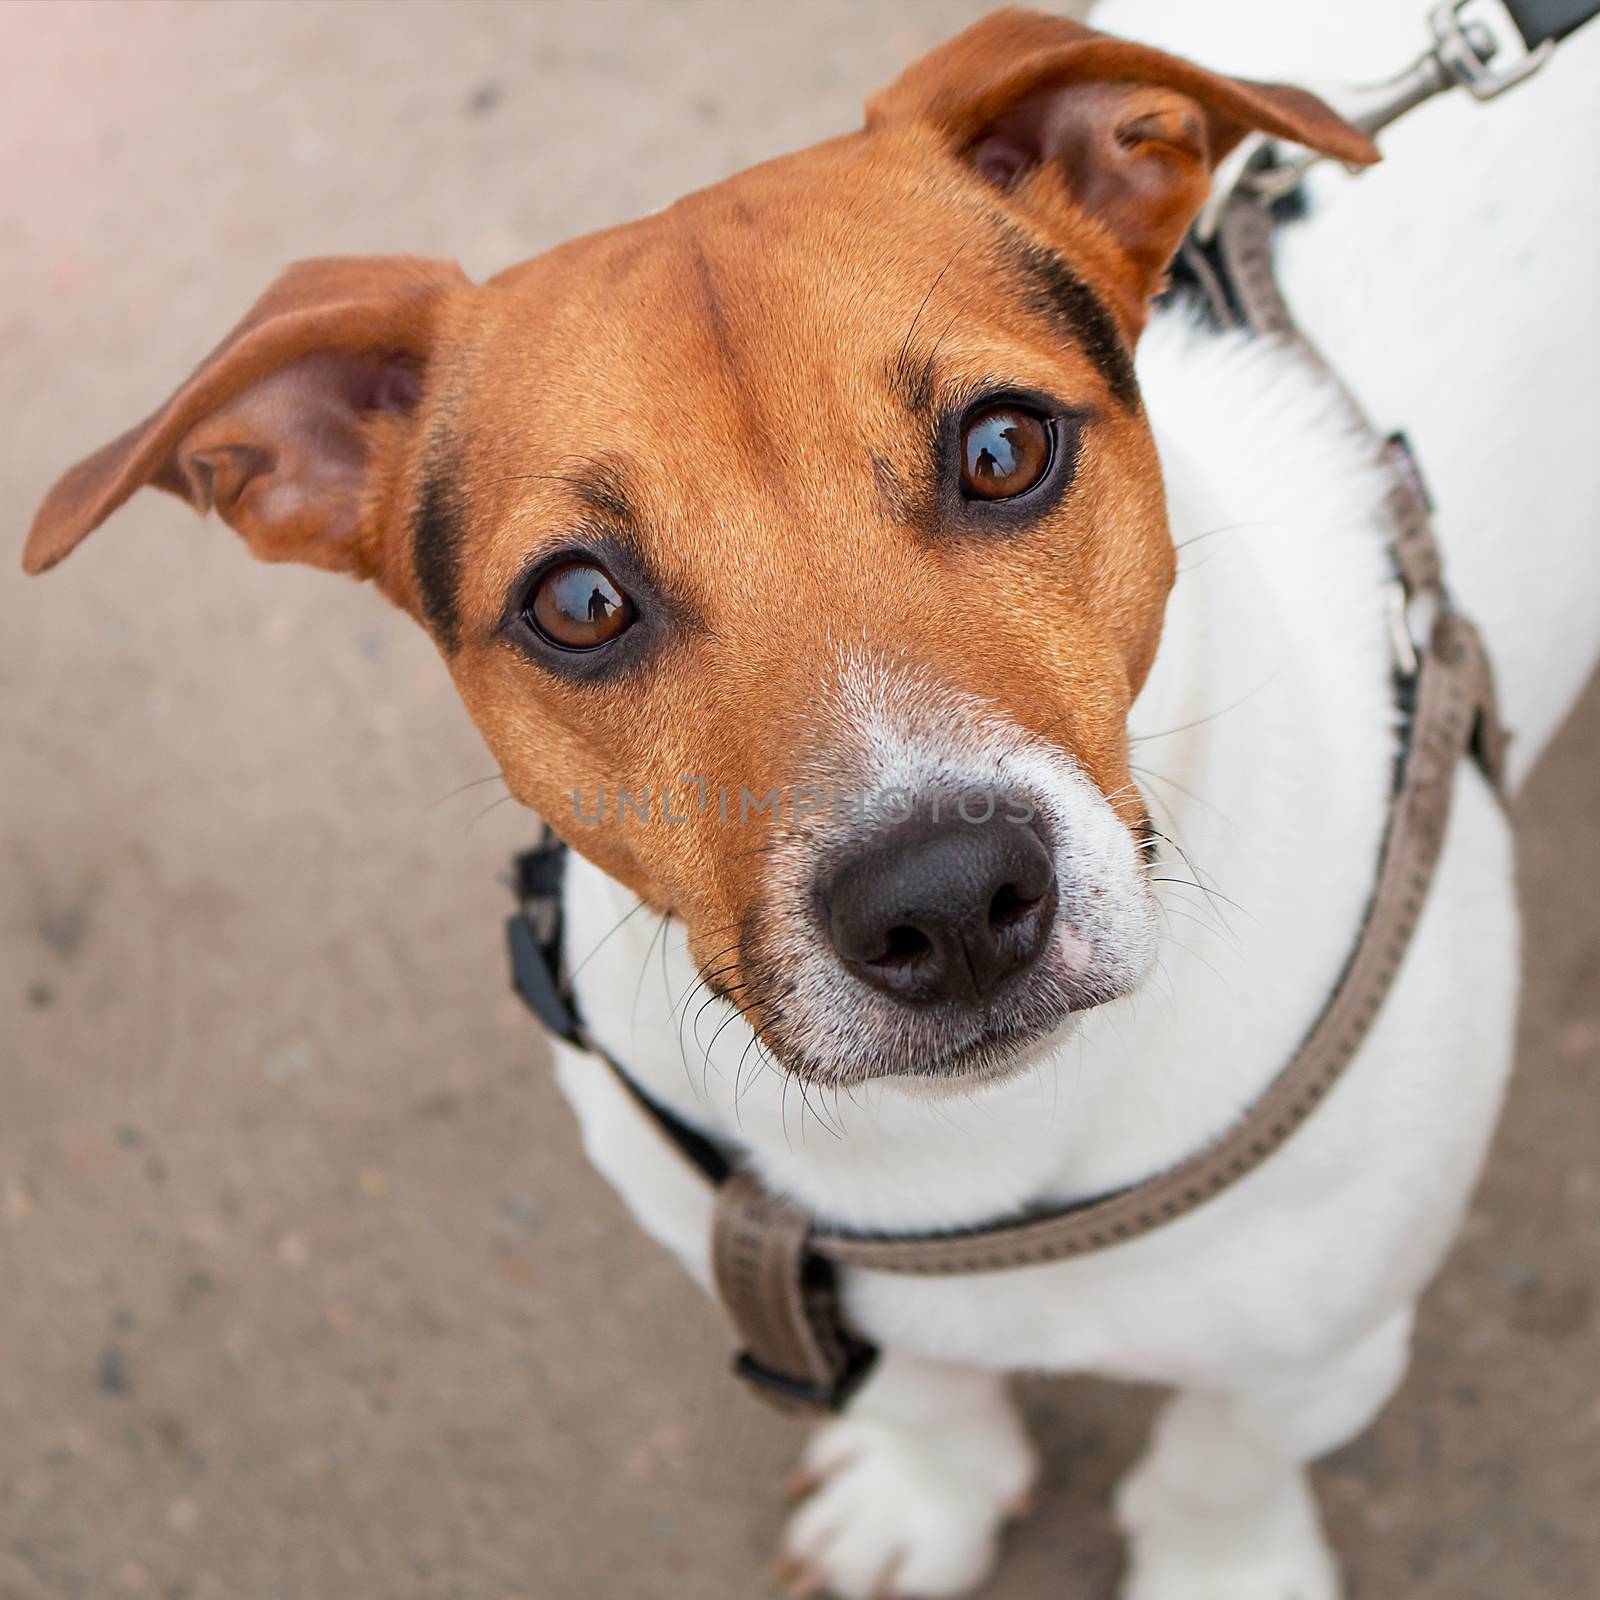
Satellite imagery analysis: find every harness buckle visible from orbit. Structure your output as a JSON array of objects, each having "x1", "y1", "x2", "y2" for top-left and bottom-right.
[{"x1": 732, "y1": 1345, "x2": 877, "y2": 1419}]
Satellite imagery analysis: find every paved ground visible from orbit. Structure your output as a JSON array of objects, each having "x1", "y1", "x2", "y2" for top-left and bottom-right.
[{"x1": 2, "y1": 4, "x2": 1596, "y2": 1598}]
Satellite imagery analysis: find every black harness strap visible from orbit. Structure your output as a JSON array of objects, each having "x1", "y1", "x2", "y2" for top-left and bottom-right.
[
  {"x1": 507, "y1": 838, "x2": 731, "y2": 1185},
  {"x1": 1505, "y1": 0, "x2": 1597, "y2": 46}
]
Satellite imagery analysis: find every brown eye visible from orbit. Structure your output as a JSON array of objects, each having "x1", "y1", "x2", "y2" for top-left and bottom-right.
[
  {"x1": 526, "y1": 560, "x2": 636, "y2": 650},
  {"x1": 960, "y1": 405, "x2": 1053, "y2": 500}
]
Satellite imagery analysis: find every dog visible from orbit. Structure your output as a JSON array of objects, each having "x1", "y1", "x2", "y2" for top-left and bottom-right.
[{"x1": 22, "y1": 3, "x2": 1600, "y2": 1595}]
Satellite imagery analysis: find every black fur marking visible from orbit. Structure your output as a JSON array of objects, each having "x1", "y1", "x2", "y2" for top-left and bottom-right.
[
  {"x1": 1000, "y1": 228, "x2": 1140, "y2": 412},
  {"x1": 412, "y1": 468, "x2": 465, "y2": 652},
  {"x1": 691, "y1": 243, "x2": 749, "y2": 402}
]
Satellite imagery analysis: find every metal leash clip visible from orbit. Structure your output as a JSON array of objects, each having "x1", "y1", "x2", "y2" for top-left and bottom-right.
[
  {"x1": 1197, "y1": 0, "x2": 1555, "y2": 241},
  {"x1": 1430, "y1": 0, "x2": 1555, "y2": 99}
]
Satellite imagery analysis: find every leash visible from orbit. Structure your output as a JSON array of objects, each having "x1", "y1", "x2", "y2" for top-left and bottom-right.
[{"x1": 507, "y1": 0, "x2": 1588, "y2": 1418}]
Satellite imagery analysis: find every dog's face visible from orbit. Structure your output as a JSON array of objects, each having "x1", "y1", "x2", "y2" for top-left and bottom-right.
[{"x1": 23, "y1": 10, "x2": 1372, "y2": 1088}]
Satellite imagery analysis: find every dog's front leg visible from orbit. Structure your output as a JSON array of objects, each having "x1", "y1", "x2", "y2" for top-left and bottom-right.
[
  {"x1": 1115, "y1": 1307, "x2": 1415, "y2": 1600},
  {"x1": 778, "y1": 1348, "x2": 1037, "y2": 1600},
  {"x1": 556, "y1": 1047, "x2": 1035, "y2": 1596}
]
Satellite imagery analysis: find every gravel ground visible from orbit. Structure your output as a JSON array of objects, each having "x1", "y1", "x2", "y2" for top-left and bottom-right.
[{"x1": 2, "y1": 4, "x2": 1595, "y2": 1598}]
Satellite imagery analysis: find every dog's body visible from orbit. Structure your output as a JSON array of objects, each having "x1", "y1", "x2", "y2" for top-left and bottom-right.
[
  {"x1": 23, "y1": 3, "x2": 1599, "y2": 1596},
  {"x1": 555, "y1": 5, "x2": 1600, "y2": 1595}
]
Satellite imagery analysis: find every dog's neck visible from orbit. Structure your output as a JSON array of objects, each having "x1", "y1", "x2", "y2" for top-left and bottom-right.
[{"x1": 564, "y1": 306, "x2": 1405, "y2": 1233}]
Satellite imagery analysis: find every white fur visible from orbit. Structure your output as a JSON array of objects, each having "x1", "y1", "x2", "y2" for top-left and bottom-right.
[{"x1": 554, "y1": 4, "x2": 1600, "y2": 1595}]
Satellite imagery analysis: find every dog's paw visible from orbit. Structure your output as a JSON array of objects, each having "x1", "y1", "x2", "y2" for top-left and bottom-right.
[
  {"x1": 776, "y1": 1409, "x2": 1036, "y2": 1599},
  {"x1": 1115, "y1": 1457, "x2": 1340, "y2": 1600}
]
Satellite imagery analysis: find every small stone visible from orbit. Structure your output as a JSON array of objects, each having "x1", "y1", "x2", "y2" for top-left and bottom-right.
[
  {"x1": 467, "y1": 81, "x2": 503, "y2": 116},
  {"x1": 25, "y1": 980, "x2": 54, "y2": 1009},
  {"x1": 97, "y1": 1346, "x2": 131, "y2": 1396},
  {"x1": 275, "y1": 1231, "x2": 310, "y2": 1267},
  {"x1": 63, "y1": 1423, "x2": 97, "y2": 1458},
  {"x1": 498, "y1": 1193, "x2": 540, "y2": 1235},
  {"x1": 165, "y1": 1497, "x2": 200, "y2": 1535},
  {"x1": 63, "y1": 1129, "x2": 116, "y2": 1179},
  {"x1": 497, "y1": 1256, "x2": 535, "y2": 1288},
  {"x1": 1494, "y1": 1258, "x2": 1538, "y2": 1293},
  {"x1": 116, "y1": 1559, "x2": 149, "y2": 1591},
  {"x1": 265, "y1": 1041, "x2": 312, "y2": 1083},
  {"x1": 153, "y1": 1416, "x2": 187, "y2": 1456},
  {"x1": 358, "y1": 1167, "x2": 387, "y2": 1199}
]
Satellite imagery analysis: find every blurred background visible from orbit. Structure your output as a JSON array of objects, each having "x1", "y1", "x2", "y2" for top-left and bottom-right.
[{"x1": 1, "y1": 3, "x2": 1595, "y2": 1597}]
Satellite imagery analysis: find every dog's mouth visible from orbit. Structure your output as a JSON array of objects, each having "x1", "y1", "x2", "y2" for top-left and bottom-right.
[
  {"x1": 728, "y1": 892, "x2": 1147, "y2": 1091},
  {"x1": 731, "y1": 974, "x2": 1122, "y2": 1092},
  {"x1": 847, "y1": 999, "x2": 1091, "y2": 1090}
]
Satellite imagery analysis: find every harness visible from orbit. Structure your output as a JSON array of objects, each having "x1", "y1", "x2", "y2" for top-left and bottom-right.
[{"x1": 506, "y1": 1, "x2": 1591, "y2": 1417}]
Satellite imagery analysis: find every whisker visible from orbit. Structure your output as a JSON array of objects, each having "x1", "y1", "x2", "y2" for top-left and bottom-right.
[
  {"x1": 464, "y1": 793, "x2": 517, "y2": 838},
  {"x1": 1130, "y1": 672, "x2": 1279, "y2": 745},
  {"x1": 428, "y1": 771, "x2": 506, "y2": 810},
  {"x1": 566, "y1": 899, "x2": 651, "y2": 984}
]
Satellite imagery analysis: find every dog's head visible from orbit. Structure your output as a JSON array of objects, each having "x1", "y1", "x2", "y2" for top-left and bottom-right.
[{"x1": 23, "y1": 10, "x2": 1373, "y2": 1087}]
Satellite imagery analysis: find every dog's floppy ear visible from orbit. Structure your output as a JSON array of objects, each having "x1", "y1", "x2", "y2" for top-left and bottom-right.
[
  {"x1": 22, "y1": 255, "x2": 468, "y2": 578},
  {"x1": 867, "y1": 7, "x2": 1376, "y2": 322}
]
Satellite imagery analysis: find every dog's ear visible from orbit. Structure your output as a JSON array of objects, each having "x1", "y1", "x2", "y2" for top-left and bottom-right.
[
  {"x1": 867, "y1": 7, "x2": 1376, "y2": 322},
  {"x1": 22, "y1": 255, "x2": 468, "y2": 579}
]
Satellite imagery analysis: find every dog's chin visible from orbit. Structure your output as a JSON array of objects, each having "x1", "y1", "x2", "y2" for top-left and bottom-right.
[
  {"x1": 879, "y1": 1013, "x2": 1083, "y2": 1094},
  {"x1": 766, "y1": 985, "x2": 1113, "y2": 1093}
]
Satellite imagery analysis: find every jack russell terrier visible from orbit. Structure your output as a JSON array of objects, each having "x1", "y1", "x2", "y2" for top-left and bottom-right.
[{"x1": 22, "y1": 3, "x2": 1600, "y2": 1596}]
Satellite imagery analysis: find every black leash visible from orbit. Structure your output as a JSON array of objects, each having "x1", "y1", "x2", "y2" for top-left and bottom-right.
[{"x1": 1506, "y1": 0, "x2": 1596, "y2": 47}]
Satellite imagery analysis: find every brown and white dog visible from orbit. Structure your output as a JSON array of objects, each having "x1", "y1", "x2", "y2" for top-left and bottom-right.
[{"x1": 23, "y1": 4, "x2": 1600, "y2": 1597}]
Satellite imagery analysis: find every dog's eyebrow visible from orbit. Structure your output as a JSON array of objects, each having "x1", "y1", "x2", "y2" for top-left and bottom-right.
[
  {"x1": 997, "y1": 227, "x2": 1140, "y2": 412},
  {"x1": 886, "y1": 343, "x2": 939, "y2": 425},
  {"x1": 412, "y1": 464, "x2": 465, "y2": 653},
  {"x1": 569, "y1": 457, "x2": 639, "y2": 531}
]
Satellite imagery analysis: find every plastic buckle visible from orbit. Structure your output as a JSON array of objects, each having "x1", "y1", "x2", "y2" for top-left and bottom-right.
[
  {"x1": 732, "y1": 1345, "x2": 877, "y2": 1419},
  {"x1": 1431, "y1": 0, "x2": 1554, "y2": 98}
]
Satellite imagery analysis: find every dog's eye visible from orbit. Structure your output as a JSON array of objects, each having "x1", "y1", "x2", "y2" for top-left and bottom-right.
[
  {"x1": 525, "y1": 560, "x2": 636, "y2": 650},
  {"x1": 960, "y1": 405, "x2": 1053, "y2": 500}
]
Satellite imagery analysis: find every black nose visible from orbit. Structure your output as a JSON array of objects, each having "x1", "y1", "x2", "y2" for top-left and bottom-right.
[{"x1": 823, "y1": 812, "x2": 1058, "y2": 1005}]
